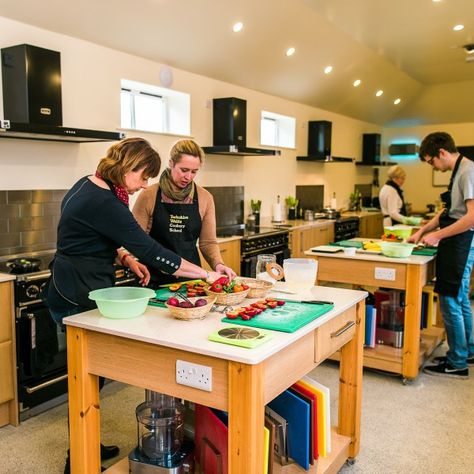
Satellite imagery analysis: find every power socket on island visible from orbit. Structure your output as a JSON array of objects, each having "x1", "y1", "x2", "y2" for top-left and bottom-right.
[
  {"x1": 374, "y1": 267, "x2": 396, "y2": 281},
  {"x1": 176, "y1": 359, "x2": 212, "y2": 392}
]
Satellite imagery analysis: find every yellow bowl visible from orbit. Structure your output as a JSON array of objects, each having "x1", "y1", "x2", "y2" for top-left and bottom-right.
[
  {"x1": 380, "y1": 242, "x2": 415, "y2": 258},
  {"x1": 383, "y1": 225, "x2": 413, "y2": 241}
]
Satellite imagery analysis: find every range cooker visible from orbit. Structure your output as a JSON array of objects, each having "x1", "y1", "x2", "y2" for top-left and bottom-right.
[
  {"x1": 216, "y1": 225, "x2": 291, "y2": 277},
  {"x1": 0, "y1": 250, "x2": 137, "y2": 421}
]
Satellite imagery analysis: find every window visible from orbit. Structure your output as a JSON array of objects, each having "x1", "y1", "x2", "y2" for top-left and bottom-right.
[
  {"x1": 120, "y1": 79, "x2": 190, "y2": 136},
  {"x1": 260, "y1": 110, "x2": 296, "y2": 148}
]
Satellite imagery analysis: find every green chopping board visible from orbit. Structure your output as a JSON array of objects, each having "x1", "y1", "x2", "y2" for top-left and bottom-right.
[
  {"x1": 148, "y1": 283, "x2": 207, "y2": 308},
  {"x1": 221, "y1": 302, "x2": 333, "y2": 333},
  {"x1": 412, "y1": 247, "x2": 437, "y2": 256},
  {"x1": 330, "y1": 240, "x2": 363, "y2": 248}
]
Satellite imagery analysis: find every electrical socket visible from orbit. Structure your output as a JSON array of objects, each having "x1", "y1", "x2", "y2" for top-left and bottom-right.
[
  {"x1": 176, "y1": 359, "x2": 212, "y2": 392},
  {"x1": 374, "y1": 267, "x2": 396, "y2": 281}
]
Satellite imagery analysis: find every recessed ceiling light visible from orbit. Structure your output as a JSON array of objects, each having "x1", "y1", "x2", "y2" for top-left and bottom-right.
[
  {"x1": 453, "y1": 24, "x2": 464, "y2": 31},
  {"x1": 394, "y1": 98, "x2": 401, "y2": 105},
  {"x1": 286, "y1": 47, "x2": 296, "y2": 56},
  {"x1": 432, "y1": 0, "x2": 442, "y2": 3},
  {"x1": 353, "y1": 79, "x2": 361, "y2": 87},
  {"x1": 233, "y1": 22, "x2": 243, "y2": 33},
  {"x1": 376, "y1": 90, "x2": 384, "y2": 97},
  {"x1": 324, "y1": 65, "x2": 333, "y2": 74}
]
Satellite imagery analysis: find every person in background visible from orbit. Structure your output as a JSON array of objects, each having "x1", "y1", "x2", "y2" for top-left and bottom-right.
[
  {"x1": 132, "y1": 139, "x2": 236, "y2": 288},
  {"x1": 409, "y1": 132, "x2": 474, "y2": 379},
  {"x1": 379, "y1": 165, "x2": 412, "y2": 227},
  {"x1": 44, "y1": 137, "x2": 221, "y2": 473}
]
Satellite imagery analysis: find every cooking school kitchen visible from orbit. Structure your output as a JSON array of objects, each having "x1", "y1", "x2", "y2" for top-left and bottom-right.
[{"x1": 0, "y1": 1, "x2": 473, "y2": 473}]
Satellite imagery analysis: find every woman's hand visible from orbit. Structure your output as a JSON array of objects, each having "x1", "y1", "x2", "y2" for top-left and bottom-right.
[
  {"x1": 128, "y1": 259, "x2": 151, "y2": 286},
  {"x1": 215, "y1": 263, "x2": 237, "y2": 279}
]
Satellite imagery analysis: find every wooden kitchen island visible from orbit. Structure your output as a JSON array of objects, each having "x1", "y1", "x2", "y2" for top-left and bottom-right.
[
  {"x1": 306, "y1": 246, "x2": 444, "y2": 382},
  {"x1": 64, "y1": 286, "x2": 366, "y2": 473}
]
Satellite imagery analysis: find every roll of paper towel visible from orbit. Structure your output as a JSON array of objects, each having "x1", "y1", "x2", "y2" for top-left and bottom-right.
[{"x1": 273, "y1": 203, "x2": 283, "y2": 222}]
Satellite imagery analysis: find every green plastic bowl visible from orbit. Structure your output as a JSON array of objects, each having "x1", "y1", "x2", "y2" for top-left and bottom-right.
[
  {"x1": 380, "y1": 242, "x2": 415, "y2": 258},
  {"x1": 384, "y1": 225, "x2": 413, "y2": 241},
  {"x1": 89, "y1": 286, "x2": 155, "y2": 319}
]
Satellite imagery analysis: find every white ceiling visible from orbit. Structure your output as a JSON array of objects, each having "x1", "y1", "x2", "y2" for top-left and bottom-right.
[{"x1": 1, "y1": 0, "x2": 473, "y2": 126}]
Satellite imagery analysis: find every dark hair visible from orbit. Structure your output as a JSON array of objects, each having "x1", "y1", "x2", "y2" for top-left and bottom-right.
[
  {"x1": 418, "y1": 132, "x2": 457, "y2": 161},
  {"x1": 96, "y1": 138, "x2": 161, "y2": 186}
]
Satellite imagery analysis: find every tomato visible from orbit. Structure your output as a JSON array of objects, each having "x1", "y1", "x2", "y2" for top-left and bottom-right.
[
  {"x1": 169, "y1": 284, "x2": 181, "y2": 292},
  {"x1": 241, "y1": 284, "x2": 249, "y2": 290},
  {"x1": 267, "y1": 301, "x2": 278, "y2": 309},
  {"x1": 241, "y1": 314, "x2": 252, "y2": 321},
  {"x1": 245, "y1": 309, "x2": 257, "y2": 317},
  {"x1": 265, "y1": 297, "x2": 276, "y2": 302},
  {"x1": 276, "y1": 300, "x2": 286, "y2": 306},
  {"x1": 225, "y1": 311, "x2": 240, "y2": 319}
]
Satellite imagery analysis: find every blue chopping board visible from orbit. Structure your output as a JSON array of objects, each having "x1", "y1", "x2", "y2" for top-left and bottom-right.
[{"x1": 221, "y1": 302, "x2": 333, "y2": 333}]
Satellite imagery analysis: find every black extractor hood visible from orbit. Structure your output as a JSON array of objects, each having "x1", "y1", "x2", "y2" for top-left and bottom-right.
[
  {"x1": 202, "y1": 97, "x2": 280, "y2": 156},
  {"x1": 0, "y1": 44, "x2": 124, "y2": 143},
  {"x1": 297, "y1": 120, "x2": 353, "y2": 162}
]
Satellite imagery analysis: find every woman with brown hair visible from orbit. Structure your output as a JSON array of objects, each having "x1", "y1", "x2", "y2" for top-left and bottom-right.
[
  {"x1": 45, "y1": 137, "x2": 221, "y2": 473},
  {"x1": 132, "y1": 138, "x2": 236, "y2": 287}
]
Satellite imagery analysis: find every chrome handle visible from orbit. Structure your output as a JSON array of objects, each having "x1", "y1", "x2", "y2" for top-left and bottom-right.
[
  {"x1": 25, "y1": 374, "x2": 68, "y2": 394},
  {"x1": 331, "y1": 320, "x2": 355, "y2": 338}
]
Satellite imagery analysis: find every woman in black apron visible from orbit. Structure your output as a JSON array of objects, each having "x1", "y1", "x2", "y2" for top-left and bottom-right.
[
  {"x1": 133, "y1": 139, "x2": 236, "y2": 288},
  {"x1": 379, "y1": 165, "x2": 409, "y2": 226},
  {"x1": 410, "y1": 132, "x2": 474, "y2": 378}
]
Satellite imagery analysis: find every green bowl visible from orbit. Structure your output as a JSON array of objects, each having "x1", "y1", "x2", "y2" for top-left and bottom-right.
[
  {"x1": 380, "y1": 242, "x2": 416, "y2": 258},
  {"x1": 384, "y1": 225, "x2": 413, "y2": 241},
  {"x1": 89, "y1": 286, "x2": 155, "y2": 319}
]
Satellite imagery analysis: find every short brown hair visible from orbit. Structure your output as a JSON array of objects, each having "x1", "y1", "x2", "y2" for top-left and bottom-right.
[
  {"x1": 419, "y1": 132, "x2": 457, "y2": 161},
  {"x1": 169, "y1": 139, "x2": 205, "y2": 165},
  {"x1": 97, "y1": 138, "x2": 161, "y2": 186}
]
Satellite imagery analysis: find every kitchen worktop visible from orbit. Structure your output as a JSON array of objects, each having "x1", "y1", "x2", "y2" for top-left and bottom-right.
[
  {"x1": 261, "y1": 218, "x2": 336, "y2": 230},
  {"x1": 215, "y1": 235, "x2": 242, "y2": 243},
  {"x1": 341, "y1": 210, "x2": 383, "y2": 218},
  {"x1": 64, "y1": 284, "x2": 366, "y2": 365},
  {"x1": 0, "y1": 274, "x2": 16, "y2": 283}
]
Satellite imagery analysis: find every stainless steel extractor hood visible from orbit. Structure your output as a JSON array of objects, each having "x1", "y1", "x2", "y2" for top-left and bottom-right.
[{"x1": 1, "y1": 44, "x2": 124, "y2": 143}]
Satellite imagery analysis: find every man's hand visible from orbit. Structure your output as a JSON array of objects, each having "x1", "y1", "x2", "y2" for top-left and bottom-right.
[
  {"x1": 422, "y1": 232, "x2": 441, "y2": 247},
  {"x1": 408, "y1": 229, "x2": 423, "y2": 244}
]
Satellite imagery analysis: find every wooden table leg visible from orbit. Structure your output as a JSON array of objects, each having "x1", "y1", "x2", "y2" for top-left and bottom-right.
[
  {"x1": 228, "y1": 361, "x2": 264, "y2": 474},
  {"x1": 402, "y1": 265, "x2": 423, "y2": 380},
  {"x1": 67, "y1": 327, "x2": 100, "y2": 473},
  {"x1": 338, "y1": 300, "x2": 364, "y2": 458}
]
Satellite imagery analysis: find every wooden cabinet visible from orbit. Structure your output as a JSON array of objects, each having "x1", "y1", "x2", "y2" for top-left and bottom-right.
[
  {"x1": 358, "y1": 213, "x2": 384, "y2": 239},
  {"x1": 200, "y1": 239, "x2": 241, "y2": 275},
  {"x1": 0, "y1": 281, "x2": 18, "y2": 427},
  {"x1": 290, "y1": 222, "x2": 334, "y2": 257}
]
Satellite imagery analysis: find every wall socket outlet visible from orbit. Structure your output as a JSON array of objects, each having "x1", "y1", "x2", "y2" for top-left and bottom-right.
[
  {"x1": 374, "y1": 267, "x2": 396, "y2": 281},
  {"x1": 176, "y1": 359, "x2": 212, "y2": 392}
]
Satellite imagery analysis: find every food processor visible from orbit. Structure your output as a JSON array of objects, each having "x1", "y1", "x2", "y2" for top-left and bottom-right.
[{"x1": 129, "y1": 390, "x2": 194, "y2": 473}]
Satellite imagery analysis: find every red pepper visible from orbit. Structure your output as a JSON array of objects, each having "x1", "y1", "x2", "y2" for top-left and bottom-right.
[
  {"x1": 213, "y1": 276, "x2": 229, "y2": 287},
  {"x1": 210, "y1": 283, "x2": 223, "y2": 293}
]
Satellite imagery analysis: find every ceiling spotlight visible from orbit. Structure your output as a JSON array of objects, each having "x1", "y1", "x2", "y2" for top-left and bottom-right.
[
  {"x1": 432, "y1": 0, "x2": 442, "y2": 3},
  {"x1": 324, "y1": 65, "x2": 333, "y2": 74},
  {"x1": 453, "y1": 24, "x2": 464, "y2": 31},
  {"x1": 376, "y1": 90, "x2": 384, "y2": 97},
  {"x1": 233, "y1": 22, "x2": 243, "y2": 32},
  {"x1": 463, "y1": 43, "x2": 474, "y2": 54},
  {"x1": 394, "y1": 98, "x2": 401, "y2": 105},
  {"x1": 286, "y1": 47, "x2": 295, "y2": 56},
  {"x1": 353, "y1": 79, "x2": 361, "y2": 87}
]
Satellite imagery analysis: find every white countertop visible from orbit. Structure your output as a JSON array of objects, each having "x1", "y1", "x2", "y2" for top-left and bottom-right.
[
  {"x1": 64, "y1": 285, "x2": 366, "y2": 365},
  {"x1": 0, "y1": 273, "x2": 16, "y2": 283}
]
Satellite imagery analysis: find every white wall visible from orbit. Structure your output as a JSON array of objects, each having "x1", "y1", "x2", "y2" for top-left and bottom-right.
[{"x1": 0, "y1": 16, "x2": 381, "y2": 218}]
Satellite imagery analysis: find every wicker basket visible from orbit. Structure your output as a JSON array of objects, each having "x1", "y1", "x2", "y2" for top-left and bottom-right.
[
  {"x1": 165, "y1": 296, "x2": 216, "y2": 321},
  {"x1": 237, "y1": 277, "x2": 274, "y2": 299},
  {"x1": 204, "y1": 285, "x2": 250, "y2": 305}
]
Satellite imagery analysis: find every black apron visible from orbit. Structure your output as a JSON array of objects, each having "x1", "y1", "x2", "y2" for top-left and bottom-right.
[
  {"x1": 384, "y1": 180, "x2": 407, "y2": 224},
  {"x1": 435, "y1": 155, "x2": 474, "y2": 296},
  {"x1": 149, "y1": 188, "x2": 202, "y2": 287}
]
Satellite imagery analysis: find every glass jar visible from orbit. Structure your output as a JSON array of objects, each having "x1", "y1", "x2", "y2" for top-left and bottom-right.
[{"x1": 256, "y1": 254, "x2": 277, "y2": 282}]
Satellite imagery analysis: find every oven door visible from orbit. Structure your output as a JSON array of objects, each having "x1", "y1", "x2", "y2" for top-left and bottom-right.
[
  {"x1": 241, "y1": 246, "x2": 291, "y2": 278},
  {"x1": 16, "y1": 304, "x2": 68, "y2": 411}
]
